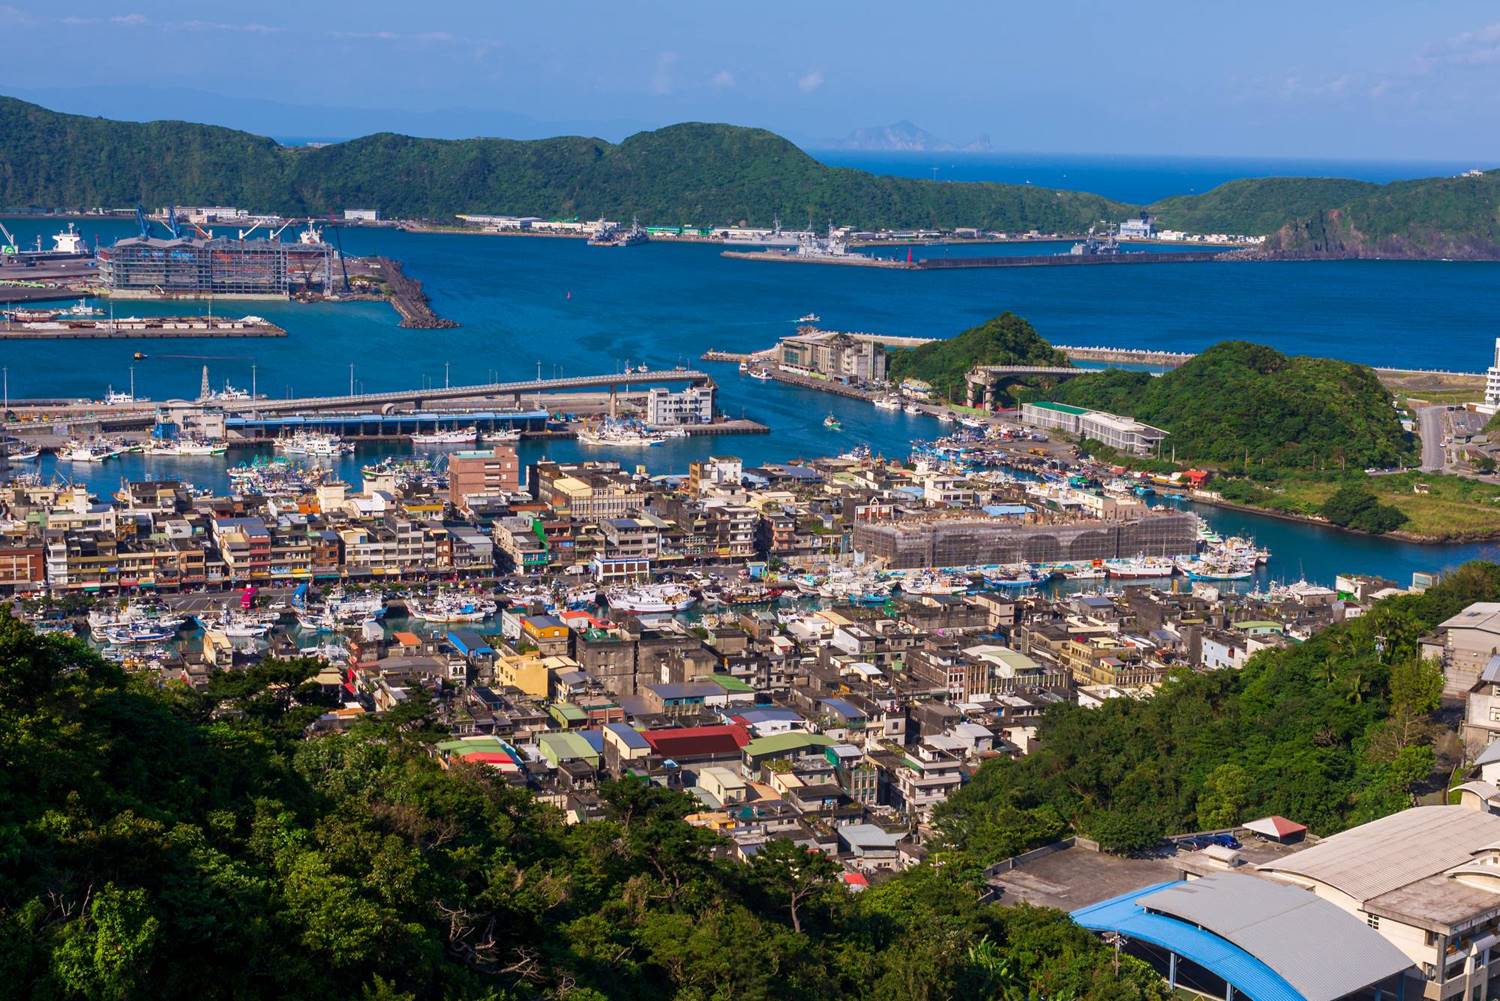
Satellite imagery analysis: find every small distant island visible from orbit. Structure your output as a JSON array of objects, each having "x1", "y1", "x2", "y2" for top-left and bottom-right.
[{"x1": 823, "y1": 120, "x2": 992, "y2": 153}]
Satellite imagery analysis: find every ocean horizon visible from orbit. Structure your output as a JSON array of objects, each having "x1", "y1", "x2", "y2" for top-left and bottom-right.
[{"x1": 811, "y1": 149, "x2": 1485, "y2": 205}]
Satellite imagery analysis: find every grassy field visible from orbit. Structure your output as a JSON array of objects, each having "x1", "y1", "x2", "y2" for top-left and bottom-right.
[{"x1": 1244, "y1": 471, "x2": 1500, "y2": 540}]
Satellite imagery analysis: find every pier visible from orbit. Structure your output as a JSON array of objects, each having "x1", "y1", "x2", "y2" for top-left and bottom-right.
[{"x1": 0, "y1": 315, "x2": 286, "y2": 339}]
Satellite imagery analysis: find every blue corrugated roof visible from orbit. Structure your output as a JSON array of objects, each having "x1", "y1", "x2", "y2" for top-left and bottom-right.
[
  {"x1": 447, "y1": 629, "x2": 494, "y2": 656},
  {"x1": 820, "y1": 697, "x2": 865, "y2": 721},
  {"x1": 1072, "y1": 883, "x2": 1304, "y2": 1001},
  {"x1": 604, "y1": 722, "x2": 651, "y2": 750}
]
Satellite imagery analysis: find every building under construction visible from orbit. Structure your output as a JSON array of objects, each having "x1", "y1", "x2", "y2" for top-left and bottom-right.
[
  {"x1": 97, "y1": 236, "x2": 335, "y2": 299},
  {"x1": 853, "y1": 511, "x2": 1198, "y2": 569}
]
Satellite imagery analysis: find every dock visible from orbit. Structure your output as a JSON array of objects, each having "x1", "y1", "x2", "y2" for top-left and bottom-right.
[
  {"x1": 0, "y1": 315, "x2": 286, "y2": 339},
  {"x1": 373, "y1": 257, "x2": 458, "y2": 329},
  {"x1": 721, "y1": 249, "x2": 1241, "y2": 271}
]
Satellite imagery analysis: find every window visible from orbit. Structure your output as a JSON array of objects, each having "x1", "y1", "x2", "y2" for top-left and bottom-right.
[{"x1": 1367, "y1": 914, "x2": 1381, "y2": 930}]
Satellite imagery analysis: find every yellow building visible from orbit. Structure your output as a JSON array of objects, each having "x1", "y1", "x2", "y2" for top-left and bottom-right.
[{"x1": 495, "y1": 649, "x2": 552, "y2": 698}]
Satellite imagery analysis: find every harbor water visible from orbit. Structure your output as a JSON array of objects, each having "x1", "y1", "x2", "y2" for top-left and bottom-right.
[{"x1": 6, "y1": 216, "x2": 1500, "y2": 586}]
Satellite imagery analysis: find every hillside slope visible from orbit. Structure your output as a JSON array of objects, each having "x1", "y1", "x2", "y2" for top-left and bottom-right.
[
  {"x1": 887, "y1": 312, "x2": 1069, "y2": 399},
  {"x1": 1146, "y1": 177, "x2": 1378, "y2": 236},
  {"x1": 0, "y1": 96, "x2": 1129, "y2": 230},
  {"x1": 1051, "y1": 340, "x2": 1410, "y2": 469}
]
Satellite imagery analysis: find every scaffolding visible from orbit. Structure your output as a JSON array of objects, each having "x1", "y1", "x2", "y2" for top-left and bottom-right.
[
  {"x1": 854, "y1": 512, "x2": 1199, "y2": 569},
  {"x1": 97, "y1": 236, "x2": 333, "y2": 298}
]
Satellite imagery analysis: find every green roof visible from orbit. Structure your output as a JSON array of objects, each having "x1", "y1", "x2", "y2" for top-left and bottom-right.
[
  {"x1": 1030, "y1": 401, "x2": 1088, "y2": 416},
  {"x1": 538, "y1": 731, "x2": 600, "y2": 765},
  {"x1": 436, "y1": 737, "x2": 507, "y2": 755},
  {"x1": 550, "y1": 702, "x2": 587, "y2": 722},
  {"x1": 695, "y1": 673, "x2": 755, "y2": 694},
  {"x1": 744, "y1": 732, "x2": 836, "y2": 757}
]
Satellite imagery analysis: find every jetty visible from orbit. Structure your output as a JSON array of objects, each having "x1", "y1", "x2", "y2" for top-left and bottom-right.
[{"x1": 373, "y1": 257, "x2": 458, "y2": 329}]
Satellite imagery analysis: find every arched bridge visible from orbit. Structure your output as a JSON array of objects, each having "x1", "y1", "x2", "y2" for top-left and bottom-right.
[{"x1": 964, "y1": 365, "x2": 1083, "y2": 407}]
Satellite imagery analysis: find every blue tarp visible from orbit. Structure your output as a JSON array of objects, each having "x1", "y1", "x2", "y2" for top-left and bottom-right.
[{"x1": 1072, "y1": 883, "x2": 1304, "y2": 1001}]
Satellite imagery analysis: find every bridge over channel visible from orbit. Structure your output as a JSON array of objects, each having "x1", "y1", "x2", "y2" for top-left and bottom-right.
[{"x1": 963, "y1": 365, "x2": 1084, "y2": 407}]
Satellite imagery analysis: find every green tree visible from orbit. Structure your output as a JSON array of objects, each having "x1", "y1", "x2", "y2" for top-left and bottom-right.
[
  {"x1": 1196, "y1": 763, "x2": 1254, "y2": 830},
  {"x1": 749, "y1": 838, "x2": 842, "y2": 934}
]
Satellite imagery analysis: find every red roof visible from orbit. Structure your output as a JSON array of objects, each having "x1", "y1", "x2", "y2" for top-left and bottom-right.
[
  {"x1": 643, "y1": 723, "x2": 750, "y2": 758},
  {"x1": 1244, "y1": 815, "x2": 1307, "y2": 838},
  {"x1": 842, "y1": 872, "x2": 870, "y2": 886},
  {"x1": 458, "y1": 751, "x2": 515, "y2": 765}
]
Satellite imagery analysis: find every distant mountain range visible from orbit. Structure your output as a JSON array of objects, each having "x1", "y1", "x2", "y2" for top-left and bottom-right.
[
  {"x1": 825, "y1": 121, "x2": 992, "y2": 153},
  {"x1": 0, "y1": 96, "x2": 1120, "y2": 232},
  {"x1": 4, "y1": 94, "x2": 1500, "y2": 257}
]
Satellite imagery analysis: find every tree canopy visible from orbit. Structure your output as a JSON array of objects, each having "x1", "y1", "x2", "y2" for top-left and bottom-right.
[
  {"x1": 0, "y1": 615, "x2": 1161, "y2": 1000},
  {"x1": 887, "y1": 312, "x2": 1070, "y2": 400},
  {"x1": 0, "y1": 96, "x2": 1129, "y2": 231},
  {"x1": 1052, "y1": 340, "x2": 1411, "y2": 472}
]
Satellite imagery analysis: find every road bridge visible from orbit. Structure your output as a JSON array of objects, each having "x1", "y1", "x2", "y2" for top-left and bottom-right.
[
  {"x1": 964, "y1": 365, "x2": 1084, "y2": 407},
  {"x1": 246, "y1": 369, "x2": 711, "y2": 414}
]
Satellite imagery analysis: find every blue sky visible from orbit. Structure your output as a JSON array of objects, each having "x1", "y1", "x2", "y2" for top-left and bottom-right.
[{"x1": 5, "y1": 1, "x2": 1500, "y2": 158}]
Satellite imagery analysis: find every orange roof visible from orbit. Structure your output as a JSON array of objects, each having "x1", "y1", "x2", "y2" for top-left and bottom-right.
[{"x1": 392, "y1": 631, "x2": 421, "y2": 646}]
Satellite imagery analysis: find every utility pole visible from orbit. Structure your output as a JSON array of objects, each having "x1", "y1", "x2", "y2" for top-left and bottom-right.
[{"x1": 251, "y1": 364, "x2": 256, "y2": 402}]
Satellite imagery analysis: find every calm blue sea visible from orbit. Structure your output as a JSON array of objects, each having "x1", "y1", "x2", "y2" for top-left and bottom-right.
[
  {"x1": 810, "y1": 151, "x2": 1482, "y2": 204},
  {"x1": 5, "y1": 213, "x2": 1500, "y2": 585}
]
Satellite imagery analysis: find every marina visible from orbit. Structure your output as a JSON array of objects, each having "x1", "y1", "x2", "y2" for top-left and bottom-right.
[{"x1": 3, "y1": 217, "x2": 1500, "y2": 587}]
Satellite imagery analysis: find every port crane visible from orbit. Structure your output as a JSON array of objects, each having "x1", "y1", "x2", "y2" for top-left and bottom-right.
[{"x1": 0, "y1": 221, "x2": 17, "y2": 256}]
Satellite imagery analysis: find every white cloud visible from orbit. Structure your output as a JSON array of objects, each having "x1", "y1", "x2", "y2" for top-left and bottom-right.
[
  {"x1": 175, "y1": 20, "x2": 282, "y2": 34},
  {"x1": 711, "y1": 69, "x2": 735, "y2": 91},
  {"x1": 60, "y1": 15, "x2": 100, "y2": 24},
  {"x1": 652, "y1": 51, "x2": 678, "y2": 95},
  {"x1": 797, "y1": 69, "x2": 824, "y2": 93},
  {"x1": 110, "y1": 13, "x2": 147, "y2": 25}
]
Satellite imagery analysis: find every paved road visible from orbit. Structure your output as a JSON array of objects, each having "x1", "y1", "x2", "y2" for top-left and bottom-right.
[{"x1": 1418, "y1": 406, "x2": 1447, "y2": 471}]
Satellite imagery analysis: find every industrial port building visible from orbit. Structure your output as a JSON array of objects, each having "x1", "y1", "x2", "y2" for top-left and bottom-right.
[
  {"x1": 97, "y1": 236, "x2": 335, "y2": 299},
  {"x1": 853, "y1": 511, "x2": 1198, "y2": 568}
]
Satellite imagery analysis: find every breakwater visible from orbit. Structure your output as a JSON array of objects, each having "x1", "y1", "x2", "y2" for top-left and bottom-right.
[{"x1": 374, "y1": 256, "x2": 459, "y2": 329}]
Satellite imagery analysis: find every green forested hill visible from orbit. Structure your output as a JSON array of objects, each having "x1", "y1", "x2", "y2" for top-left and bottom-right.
[
  {"x1": 0, "y1": 617, "x2": 1162, "y2": 1000},
  {"x1": 1145, "y1": 177, "x2": 1378, "y2": 236},
  {"x1": 1264, "y1": 171, "x2": 1500, "y2": 257},
  {"x1": 1148, "y1": 171, "x2": 1500, "y2": 257},
  {"x1": 0, "y1": 96, "x2": 1130, "y2": 229},
  {"x1": 887, "y1": 312, "x2": 1070, "y2": 398},
  {"x1": 1051, "y1": 340, "x2": 1410, "y2": 469}
]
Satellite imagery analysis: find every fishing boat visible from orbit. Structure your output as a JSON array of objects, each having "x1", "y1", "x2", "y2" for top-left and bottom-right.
[
  {"x1": 747, "y1": 367, "x2": 774, "y2": 381},
  {"x1": 823, "y1": 414, "x2": 842, "y2": 431},
  {"x1": 904, "y1": 403, "x2": 923, "y2": 415},
  {"x1": 406, "y1": 591, "x2": 496, "y2": 623},
  {"x1": 7, "y1": 444, "x2": 39, "y2": 462},
  {"x1": 146, "y1": 437, "x2": 227, "y2": 456},
  {"x1": 797, "y1": 312, "x2": 821, "y2": 324},
  {"x1": 873, "y1": 396, "x2": 902, "y2": 410},
  {"x1": 58, "y1": 438, "x2": 128, "y2": 462},
  {"x1": 1103, "y1": 557, "x2": 1177, "y2": 579},
  {"x1": 605, "y1": 584, "x2": 696, "y2": 614},
  {"x1": 275, "y1": 431, "x2": 353, "y2": 456},
  {"x1": 411, "y1": 426, "x2": 478, "y2": 445},
  {"x1": 576, "y1": 423, "x2": 667, "y2": 447}
]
